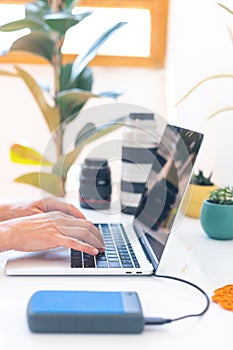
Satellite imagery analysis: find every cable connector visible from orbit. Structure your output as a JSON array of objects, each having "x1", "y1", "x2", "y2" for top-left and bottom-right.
[{"x1": 144, "y1": 317, "x2": 172, "y2": 325}]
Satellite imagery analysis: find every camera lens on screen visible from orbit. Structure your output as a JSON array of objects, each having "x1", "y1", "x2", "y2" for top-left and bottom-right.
[{"x1": 79, "y1": 158, "x2": 112, "y2": 210}]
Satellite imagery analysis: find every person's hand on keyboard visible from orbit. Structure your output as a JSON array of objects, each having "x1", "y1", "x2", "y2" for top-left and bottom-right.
[
  {"x1": 0, "y1": 200, "x2": 105, "y2": 255},
  {"x1": 0, "y1": 196, "x2": 86, "y2": 221}
]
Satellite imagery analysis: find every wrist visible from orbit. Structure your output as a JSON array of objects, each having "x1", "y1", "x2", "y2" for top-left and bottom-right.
[
  {"x1": 0, "y1": 222, "x2": 14, "y2": 252},
  {"x1": 0, "y1": 204, "x2": 13, "y2": 222}
]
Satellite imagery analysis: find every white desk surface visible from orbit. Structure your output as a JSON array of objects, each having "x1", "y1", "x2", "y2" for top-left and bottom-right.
[{"x1": 0, "y1": 202, "x2": 233, "y2": 350}]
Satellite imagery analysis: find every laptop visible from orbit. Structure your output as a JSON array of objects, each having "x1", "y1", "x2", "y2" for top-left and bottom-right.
[{"x1": 5, "y1": 125, "x2": 203, "y2": 276}]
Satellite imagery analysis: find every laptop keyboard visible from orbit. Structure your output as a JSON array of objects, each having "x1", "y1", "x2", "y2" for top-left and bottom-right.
[{"x1": 71, "y1": 223, "x2": 140, "y2": 269}]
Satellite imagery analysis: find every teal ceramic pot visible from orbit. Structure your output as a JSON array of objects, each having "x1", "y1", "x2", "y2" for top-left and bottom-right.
[{"x1": 200, "y1": 200, "x2": 233, "y2": 240}]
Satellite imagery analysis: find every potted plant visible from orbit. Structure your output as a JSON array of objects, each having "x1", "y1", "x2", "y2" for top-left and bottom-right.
[
  {"x1": 0, "y1": 0, "x2": 126, "y2": 197},
  {"x1": 182, "y1": 170, "x2": 218, "y2": 218},
  {"x1": 200, "y1": 186, "x2": 233, "y2": 240}
]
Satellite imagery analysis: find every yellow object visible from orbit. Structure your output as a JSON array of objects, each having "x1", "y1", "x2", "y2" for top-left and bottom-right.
[{"x1": 182, "y1": 184, "x2": 218, "y2": 218}]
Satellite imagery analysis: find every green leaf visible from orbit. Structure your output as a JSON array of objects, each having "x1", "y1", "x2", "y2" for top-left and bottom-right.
[
  {"x1": 72, "y1": 66, "x2": 93, "y2": 91},
  {"x1": 10, "y1": 144, "x2": 53, "y2": 166},
  {"x1": 25, "y1": 1, "x2": 50, "y2": 21},
  {"x1": 69, "y1": 22, "x2": 127, "y2": 85},
  {"x1": 60, "y1": 63, "x2": 72, "y2": 91},
  {"x1": 14, "y1": 65, "x2": 60, "y2": 132},
  {"x1": 6, "y1": 32, "x2": 55, "y2": 63},
  {"x1": 57, "y1": 88, "x2": 122, "y2": 122},
  {"x1": 0, "y1": 18, "x2": 49, "y2": 32},
  {"x1": 44, "y1": 11, "x2": 92, "y2": 34},
  {"x1": 57, "y1": 88, "x2": 100, "y2": 121},
  {"x1": 14, "y1": 172, "x2": 65, "y2": 197},
  {"x1": 64, "y1": 0, "x2": 80, "y2": 10},
  {"x1": 75, "y1": 122, "x2": 95, "y2": 146},
  {"x1": 60, "y1": 64, "x2": 93, "y2": 92},
  {"x1": 75, "y1": 117, "x2": 125, "y2": 146},
  {"x1": 57, "y1": 88, "x2": 98, "y2": 109},
  {"x1": 53, "y1": 117, "x2": 125, "y2": 178}
]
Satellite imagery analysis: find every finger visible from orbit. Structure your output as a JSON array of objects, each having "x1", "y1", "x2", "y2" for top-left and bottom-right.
[
  {"x1": 42, "y1": 198, "x2": 86, "y2": 219},
  {"x1": 61, "y1": 218, "x2": 105, "y2": 247},
  {"x1": 59, "y1": 227, "x2": 105, "y2": 250},
  {"x1": 59, "y1": 203, "x2": 86, "y2": 219},
  {"x1": 57, "y1": 235, "x2": 99, "y2": 255}
]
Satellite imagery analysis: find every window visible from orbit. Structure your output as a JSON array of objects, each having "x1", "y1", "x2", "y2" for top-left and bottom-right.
[{"x1": 0, "y1": 0, "x2": 169, "y2": 67}]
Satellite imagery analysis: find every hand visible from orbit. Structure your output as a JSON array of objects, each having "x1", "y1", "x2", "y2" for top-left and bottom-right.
[
  {"x1": 0, "y1": 211, "x2": 105, "y2": 254},
  {"x1": 0, "y1": 197, "x2": 85, "y2": 222}
]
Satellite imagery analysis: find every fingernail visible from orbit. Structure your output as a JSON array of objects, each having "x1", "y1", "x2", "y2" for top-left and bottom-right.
[{"x1": 92, "y1": 248, "x2": 99, "y2": 255}]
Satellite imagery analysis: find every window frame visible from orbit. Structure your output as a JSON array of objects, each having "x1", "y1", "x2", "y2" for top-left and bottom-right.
[{"x1": 0, "y1": 0, "x2": 169, "y2": 67}]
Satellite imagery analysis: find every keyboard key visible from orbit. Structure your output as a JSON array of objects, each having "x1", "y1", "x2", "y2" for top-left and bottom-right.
[
  {"x1": 122, "y1": 263, "x2": 134, "y2": 268},
  {"x1": 83, "y1": 253, "x2": 95, "y2": 268},
  {"x1": 96, "y1": 254, "x2": 107, "y2": 261},
  {"x1": 96, "y1": 261, "x2": 108, "y2": 268},
  {"x1": 109, "y1": 262, "x2": 121, "y2": 268},
  {"x1": 71, "y1": 261, "x2": 82, "y2": 268}
]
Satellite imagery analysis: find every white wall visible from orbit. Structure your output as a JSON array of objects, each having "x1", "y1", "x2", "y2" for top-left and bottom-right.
[
  {"x1": 166, "y1": 0, "x2": 233, "y2": 185},
  {"x1": 0, "y1": 64, "x2": 166, "y2": 198}
]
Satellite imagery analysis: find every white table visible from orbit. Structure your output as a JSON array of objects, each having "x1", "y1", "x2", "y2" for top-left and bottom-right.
[{"x1": 0, "y1": 203, "x2": 233, "y2": 350}]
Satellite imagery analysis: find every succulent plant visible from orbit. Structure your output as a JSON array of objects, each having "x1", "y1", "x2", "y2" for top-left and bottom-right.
[
  {"x1": 208, "y1": 186, "x2": 233, "y2": 205},
  {"x1": 191, "y1": 170, "x2": 214, "y2": 186}
]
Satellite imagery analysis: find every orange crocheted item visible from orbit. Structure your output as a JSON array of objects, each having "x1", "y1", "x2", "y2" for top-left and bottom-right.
[{"x1": 212, "y1": 285, "x2": 233, "y2": 311}]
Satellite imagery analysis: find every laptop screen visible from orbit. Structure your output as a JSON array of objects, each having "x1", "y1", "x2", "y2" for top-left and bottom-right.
[{"x1": 133, "y1": 125, "x2": 204, "y2": 270}]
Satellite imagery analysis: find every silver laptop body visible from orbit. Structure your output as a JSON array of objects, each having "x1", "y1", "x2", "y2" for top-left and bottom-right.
[{"x1": 5, "y1": 125, "x2": 203, "y2": 276}]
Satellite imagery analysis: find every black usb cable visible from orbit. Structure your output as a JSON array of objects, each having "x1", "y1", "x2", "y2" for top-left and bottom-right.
[{"x1": 144, "y1": 273, "x2": 210, "y2": 326}]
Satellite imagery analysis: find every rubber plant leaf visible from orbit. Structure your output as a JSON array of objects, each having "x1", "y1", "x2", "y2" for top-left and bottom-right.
[
  {"x1": 6, "y1": 32, "x2": 55, "y2": 63},
  {"x1": 72, "y1": 66, "x2": 93, "y2": 91},
  {"x1": 14, "y1": 65, "x2": 60, "y2": 133},
  {"x1": 57, "y1": 88, "x2": 122, "y2": 122},
  {"x1": 53, "y1": 118, "x2": 125, "y2": 178},
  {"x1": 64, "y1": 0, "x2": 80, "y2": 10},
  {"x1": 25, "y1": 1, "x2": 50, "y2": 23},
  {"x1": 57, "y1": 89, "x2": 100, "y2": 122},
  {"x1": 69, "y1": 22, "x2": 127, "y2": 85},
  {"x1": 14, "y1": 172, "x2": 65, "y2": 197},
  {"x1": 10, "y1": 144, "x2": 53, "y2": 166},
  {"x1": 75, "y1": 117, "x2": 126, "y2": 146},
  {"x1": 44, "y1": 11, "x2": 92, "y2": 34},
  {"x1": 63, "y1": 89, "x2": 122, "y2": 124},
  {"x1": 26, "y1": 0, "x2": 50, "y2": 21},
  {"x1": 60, "y1": 64, "x2": 93, "y2": 91},
  {"x1": 0, "y1": 18, "x2": 49, "y2": 32},
  {"x1": 75, "y1": 122, "x2": 95, "y2": 146}
]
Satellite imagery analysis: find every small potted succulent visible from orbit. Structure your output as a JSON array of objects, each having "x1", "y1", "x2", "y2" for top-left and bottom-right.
[
  {"x1": 182, "y1": 170, "x2": 218, "y2": 218},
  {"x1": 200, "y1": 186, "x2": 233, "y2": 240}
]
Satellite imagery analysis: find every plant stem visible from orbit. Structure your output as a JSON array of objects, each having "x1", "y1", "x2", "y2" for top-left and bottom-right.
[{"x1": 49, "y1": 0, "x2": 65, "y2": 11}]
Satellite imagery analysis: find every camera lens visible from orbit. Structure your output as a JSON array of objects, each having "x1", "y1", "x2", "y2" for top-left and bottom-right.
[{"x1": 79, "y1": 158, "x2": 111, "y2": 210}]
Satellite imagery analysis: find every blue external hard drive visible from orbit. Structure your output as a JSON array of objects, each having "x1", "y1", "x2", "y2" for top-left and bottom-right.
[{"x1": 27, "y1": 290, "x2": 144, "y2": 333}]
